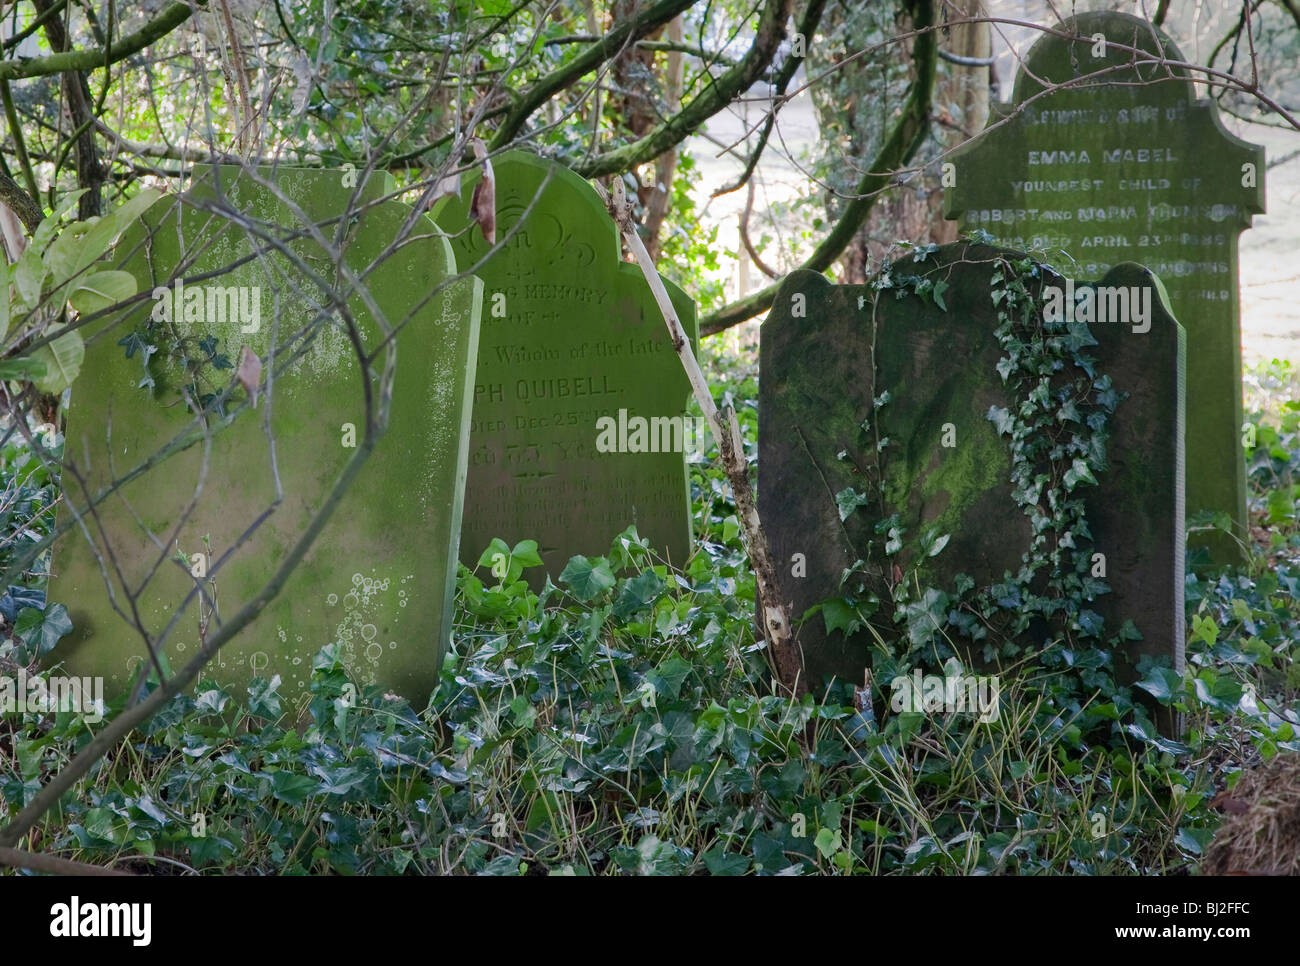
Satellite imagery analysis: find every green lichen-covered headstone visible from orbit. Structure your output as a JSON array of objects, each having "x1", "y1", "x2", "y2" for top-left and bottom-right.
[
  {"x1": 943, "y1": 11, "x2": 1262, "y2": 561},
  {"x1": 438, "y1": 151, "x2": 697, "y2": 578},
  {"x1": 759, "y1": 242, "x2": 1185, "y2": 703},
  {"x1": 49, "y1": 166, "x2": 481, "y2": 709}
]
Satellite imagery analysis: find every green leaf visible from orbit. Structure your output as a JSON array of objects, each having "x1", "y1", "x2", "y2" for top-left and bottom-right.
[
  {"x1": 12, "y1": 246, "x2": 45, "y2": 308},
  {"x1": 68, "y1": 270, "x2": 137, "y2": 314},
  {"x1": 931, "y1": 279, "x2": 948, "y2": 311},
  {"x1": 14, "y1": 603, "x2": 73, "y2": 660},
  {"x1": 1190, "y1": 614, "x2": 1218, "y2": 647},
  {"x1": 814, "y1": 827, "x2": 841, "y2": 859},
  {"x1": 613, "y1": 570, "x2": 665, "y2": 619},
  {"x1": 822, "y1": 598, "x2": 861, "y2": 637},
  {"x1": 1062, "y1": 458, "x2": 1097, "y2": 490},
  {"x1": 58, "y1": 188, "x2": 161, "y2": 279},
  {"x1": 1174, "y1": 826, "x2": 1213, "y2": 855},
  {"x1": 271, "y1": 771, "x2": 320, "y2": 806},
  {"x1": 29, "y1": 330, "x2": 85, "y2": 393},
  {"x1": 646, "y1": 654, "x2": 692, "y2": 700},
  {"x1": 0, "y1": 357, "x2": 48, "y2": 381},
  {"x1": 1135, "y1": 666, "x2": 1182, "y2": 704},
  {"x1": 987, "y1": 405, "x2": 1014, "y2": 435},
  {"x1": 476, "y1": 537, "x2": 511, "y2": 570},
  {"x1": 560, "y1": 555, "x2": 616, "y2": 601},
  {"x1": 0, "y1": 262, "x2": 10, "y2": 336},
  {"x1": 247, "y1": 674, "x2": 283, "y2": 718},
  {"x1": 510, "y1": 539, "x2": 543, "y2": 568},
  {"x1": 701, "y1": 848, "x2": 750, "y2": 876},
  {"x1": 835, "y1": 487, "x2": 870, "y2": 521},
  {"x1": 923, "y1": 532, "x2": 951, "y2": 558}
]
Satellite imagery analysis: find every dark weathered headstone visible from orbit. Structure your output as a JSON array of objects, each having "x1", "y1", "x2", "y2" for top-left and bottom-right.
[
  {"x1": 943, "y1": 11, "x2": 1262, "y2": 561},
  {"x1": 438, "y1": 151, "x2": 697, "y2": 578},
  {"x1": 760, "y1": 242, "x2": 1184, "y2": 699},
  {"x1": 50, "y1": 166, "x2": 481, "y2": 708}
]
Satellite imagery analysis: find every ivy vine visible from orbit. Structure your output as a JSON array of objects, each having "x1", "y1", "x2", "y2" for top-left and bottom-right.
[{"x1": 826, "y1": 242, "x2": 1153, "y2": 709}]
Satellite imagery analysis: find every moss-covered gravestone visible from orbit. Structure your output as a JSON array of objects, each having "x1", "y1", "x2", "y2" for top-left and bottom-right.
[
  {"x1": 438, "y1": 151, "x2": 697, "y2": 578},
  {"x1": 50, "y1": 166, "x2": 481, "y2": 708},
  {"x1": 943, "y1": 11, "x2": 1262, "y2": 562},
  {"x1": 760, "y1": 242, "x2": 1185, "y2": 701}
]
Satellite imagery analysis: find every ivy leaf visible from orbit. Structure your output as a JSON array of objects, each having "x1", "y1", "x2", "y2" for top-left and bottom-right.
[
  {"x1": 14, "y1": 603, "x2": 73, "y2": 660},
  {"x1": 271, "y1": 770, "x2": 320, "y2": 806},
  {"x1": 560, "y1": 555, "x2": 616, "y2": 601},
  {"x1": 1076, "y1": 609, "x2": 1104, "y2": 637},
  {"x1": 821, "y1": 599, "x2": 861, "y2": 637},
  {"x1": 1174, "y1": 827, "x2": 1214, "y2": 855},
  {"x1": 885, "y1": 527, "x2": 903, "y2": 555},
  {"x1": 814, "y1": 827, "x2": 841, "y2": 859},
  {"x1": 924, "y1": 532, "x2": 951, "y2": 558},
  {"x1": 510, "y1": 539, "x2": 543, "y2": 568},
  {"x1": 645, "y1": 654, "x2": 691, "y2": 700},
  {"x1": 835, "y1": 487, "x2": 870, "y2": 521},
  {"x1": 987, "y1": 405, "x2": 1014, "y2": 435},
  {"x1": 931, "y1": 279, "x2": 949, "y2": 311},
  {"x1": 1136, "y1": 666, "x2": 1182, "y2": 703},
  {"x1": 1062, "y1": 459, "x2": 1097, "y2": 490},
  {"x1": 613, "y1": 570, "x2": 664, "y2": 619},
  {"x1": 247, "y1": 675, "x2": 283, "y2": 719},
  {"x1": 1065, "y1": 316, "x2": 1098, "y2": 350},
  {"x1": 118, "y1": 331, "x2": 148, "y2": 359}
]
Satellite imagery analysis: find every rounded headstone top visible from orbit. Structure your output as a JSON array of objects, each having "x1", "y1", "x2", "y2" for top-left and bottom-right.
[{"x1": 1013, "y1": 11, "x2": 1194, "y2": 107}]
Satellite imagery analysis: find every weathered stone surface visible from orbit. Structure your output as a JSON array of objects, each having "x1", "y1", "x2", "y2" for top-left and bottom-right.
[
  {"x1": 438, "y1": 151, "x2": 697, "y2": 579},
  {"x1": 943, "y1": 10, "x2": 1262, "y2": 561},
  {"x1": 50, "y1": 166, "x2": 481, "y2": 708},
  {"x1": 759, "y1": 242, "x2": 1184, "y2": 697}
]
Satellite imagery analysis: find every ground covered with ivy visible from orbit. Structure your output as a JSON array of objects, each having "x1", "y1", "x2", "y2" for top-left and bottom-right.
[{"x1": 1, "y1": 337, "x2": 1299, "y2": 875}]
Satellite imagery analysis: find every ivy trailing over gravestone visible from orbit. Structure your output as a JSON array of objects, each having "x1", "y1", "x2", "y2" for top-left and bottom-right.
[{"x1": 830, "y1": 242, "x2": 1149, "y2": 713}]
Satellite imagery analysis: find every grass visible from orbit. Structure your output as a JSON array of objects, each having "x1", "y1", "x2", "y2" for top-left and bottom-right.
[{"x1": 0, "y1": 347, "x2": 1297, "y2": 875}]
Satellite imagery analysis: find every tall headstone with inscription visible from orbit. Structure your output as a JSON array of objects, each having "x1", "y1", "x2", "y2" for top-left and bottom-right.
[
  {"x1": 760, "y1": 242, "x2": 1185, "y2": 701},
  {"x1": 943, "y1": 11, "x2": 1263, "y2": 561},
  {"x1": 439, "y1": 151, "x2": 697, "y2": 579},
  {"x1": 50, "y1": 166, "x2": 481, "y2": 708}
]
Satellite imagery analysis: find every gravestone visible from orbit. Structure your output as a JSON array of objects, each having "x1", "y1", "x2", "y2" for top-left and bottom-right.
[
  {"x1": 49, "y1": 165, "x2": 481, "y2": 708},
  {"x1": 760, "y1": 242, "x2": 1185, "y2": 700},
  {"x1": 943, "y1": 11, "x2": 1263, "y2": 562},
  {"x1": 437, "y1": 151, "x2": 697, "y2": 579}
]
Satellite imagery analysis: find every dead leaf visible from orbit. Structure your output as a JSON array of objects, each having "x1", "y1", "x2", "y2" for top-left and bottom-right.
[
  {"x1": 469, "y1": 137, "x2": 495, "y2": 244},
  {"x1": 237, "y1": 345, "x2": 261, "y2": 407},
  {"x1": 425, "y1": 172, "x2": 461, "y2": 210},
  {"x1": 1209, "y1": 790, "x2": 1251, "y2": 815}
]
